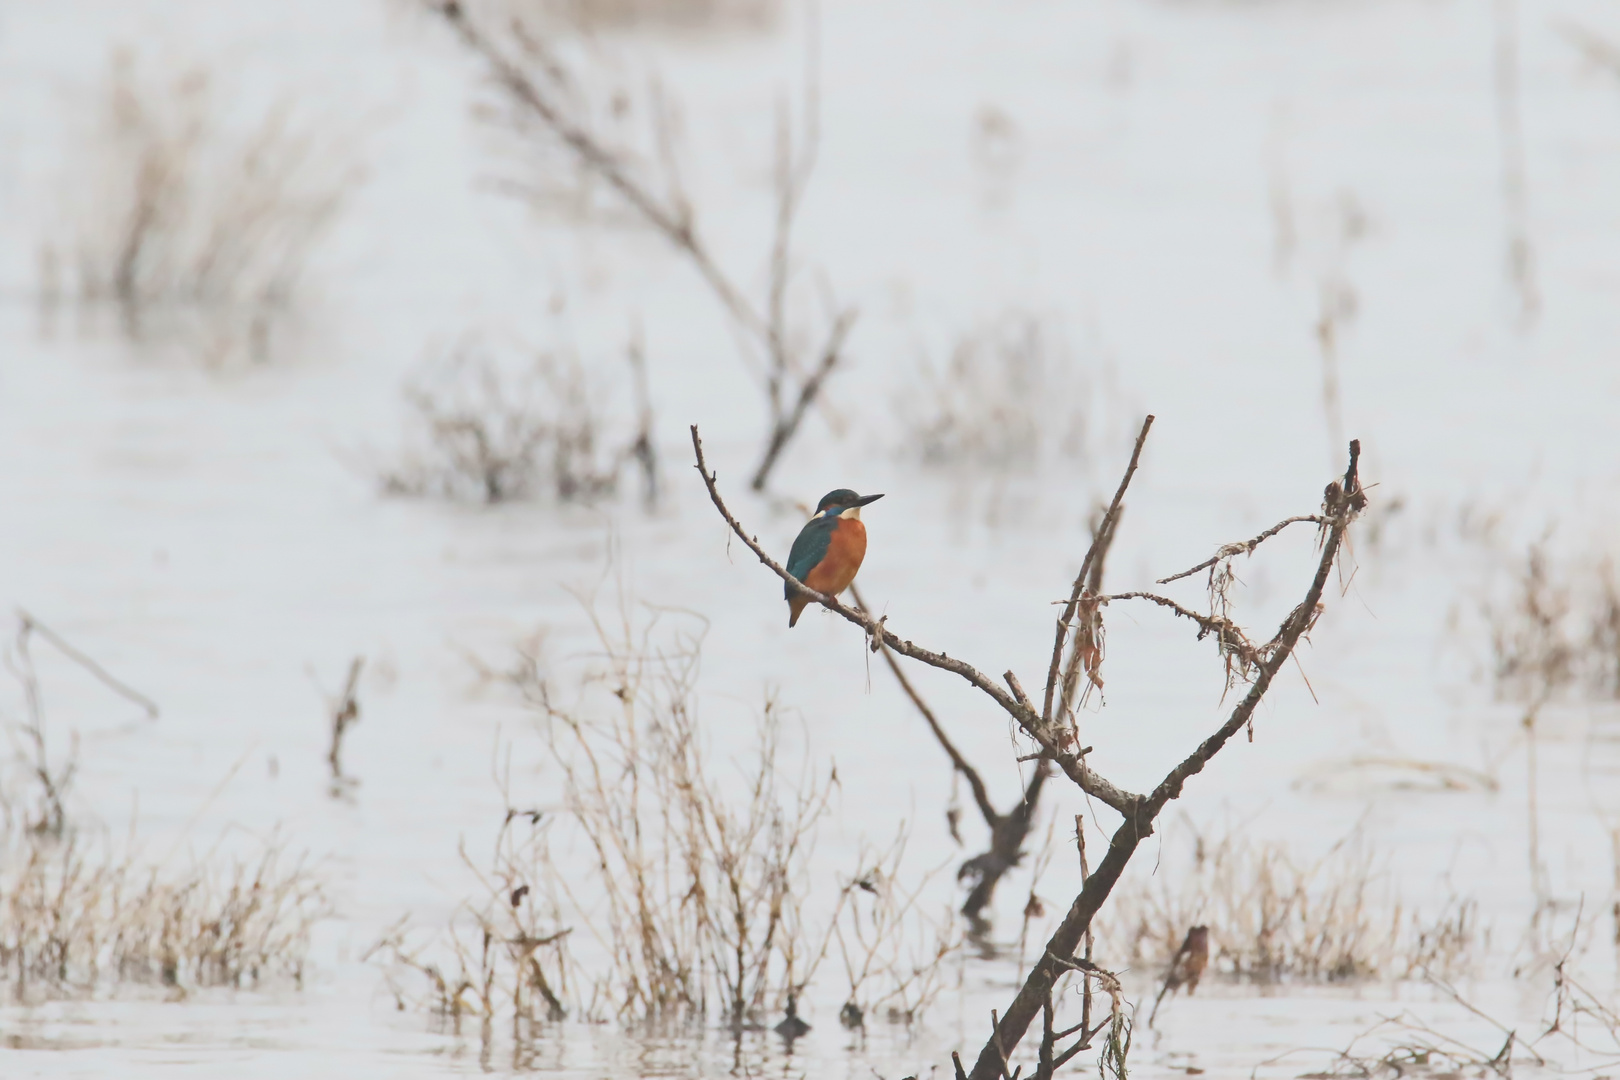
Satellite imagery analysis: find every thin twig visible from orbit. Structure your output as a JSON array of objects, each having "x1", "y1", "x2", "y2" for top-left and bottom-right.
[
  {"x1": 1155, "y1": 516, "x2": 1328, "y2": 585},
  {"x1": 16, "y1": 609, "x2": 159, "y2": 719},
  {"x1": 852, "y1": 583, "x2": 996, "y2": 825}
]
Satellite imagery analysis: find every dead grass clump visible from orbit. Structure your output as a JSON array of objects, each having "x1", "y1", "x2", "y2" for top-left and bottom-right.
[
  {"x1": 0, "y1": 613, "x2": 325, "y2": 1000},
  {"x1": 373, "y1": 605, "x2": 959, "y2": 1034},
  {"x1": 898, "y1": 311, "x2": 1091, "y2": 472},
  {"x1": 1095, "y1": 822, "x2": 1481, "y2": 985},
  {"x1": 47, "y1": 49, "x2": 354, "y2": 365},
  {"x1": 380, "y1": 340, "x2": 655, "y2": 506},
  {"x1": 0, "y1": 831, "x2": 325, "y2": 999},
  {"x1": 1481, "y1": 543, "x2": 1620, "y2": 704}
]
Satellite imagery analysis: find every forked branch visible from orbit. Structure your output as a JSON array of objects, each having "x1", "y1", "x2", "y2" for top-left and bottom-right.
[
  {"x1": 690, "y1": 425, "x2": 1139, "y2": 818},
  {"x1": 967, "y1": 440, "x2": 1364, "y2": 1080}
]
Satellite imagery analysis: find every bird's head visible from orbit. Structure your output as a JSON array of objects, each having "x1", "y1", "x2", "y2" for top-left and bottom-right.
[{"x1": 814, "y1": 488, "x2": 884, "y2": 519}]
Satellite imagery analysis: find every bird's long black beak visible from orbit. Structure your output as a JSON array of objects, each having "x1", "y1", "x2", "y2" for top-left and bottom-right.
[{"x1": 854, "y1": 493, "x2": 885, "y2": 507}]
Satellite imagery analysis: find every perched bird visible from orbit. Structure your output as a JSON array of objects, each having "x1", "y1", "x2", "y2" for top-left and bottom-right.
[{"x1": 784, "y1": 489, "x2": 884, "y2": 627}]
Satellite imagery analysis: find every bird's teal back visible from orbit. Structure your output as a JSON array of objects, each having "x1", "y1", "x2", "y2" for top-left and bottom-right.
[{"x1": 785, "y1": 516, "x2": 838, "y2": 596}]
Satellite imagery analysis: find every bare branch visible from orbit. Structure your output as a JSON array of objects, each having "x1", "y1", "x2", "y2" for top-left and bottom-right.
[
  {"x1": 851, "y1": 583, "x2": 996, "y2": 826},
  {"x1": 689, "y1": 419, "x2": 1365, "y2": 1080},
  {"x1": 436, "y1": 2, "x2": 763, "y2": 340},
  {"x1": 433, "y1": 2, "x2": 846, "y2": 493},
  {"x1": 1554, "y1": 20, "x2": 1620, "y2": 78},
  {"x1": 16, "y1": 609, "x2": 159, "y2": 720},
  {"x1": 966, "y1": 440, "x2": 1364, "y2": 1080},
  {"x1": 748, "y1": 307, "x2": 856, "y2": 491}
]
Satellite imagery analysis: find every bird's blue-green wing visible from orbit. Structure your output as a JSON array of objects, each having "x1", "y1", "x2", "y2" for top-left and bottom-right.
[{"x1": 785, "y1": 517, "x2": 835, "y2": 598}]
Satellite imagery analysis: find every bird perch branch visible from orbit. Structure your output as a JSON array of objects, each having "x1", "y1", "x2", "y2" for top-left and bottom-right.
[{"x1": 690, "y1": 425, "x2": 1140, "y2": 818}]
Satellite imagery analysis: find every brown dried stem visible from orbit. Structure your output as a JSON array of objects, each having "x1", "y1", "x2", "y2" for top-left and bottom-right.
[{"x1": 1041, "y1": 416, "x2": 1154, "y2": 727}]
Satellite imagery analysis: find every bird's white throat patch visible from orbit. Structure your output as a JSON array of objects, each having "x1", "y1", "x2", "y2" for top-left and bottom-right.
[{"x1": 839, "y1": 506, "x2": 862, "y2": 520}]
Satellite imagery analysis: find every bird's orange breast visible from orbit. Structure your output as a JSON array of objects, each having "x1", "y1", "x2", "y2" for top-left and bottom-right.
[{"x1": 803, "y1": 517, "x2": 867, "y2": 597}]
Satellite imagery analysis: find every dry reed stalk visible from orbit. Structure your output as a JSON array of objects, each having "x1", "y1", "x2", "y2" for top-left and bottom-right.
[{"x1": 1492, "y1": 0, "x2": 1540, "y2": 324}]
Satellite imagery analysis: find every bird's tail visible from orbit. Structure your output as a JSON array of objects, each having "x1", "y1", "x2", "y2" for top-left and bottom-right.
[{"x1": 788, "y1": 594, "x2": 810, "y2": 627}]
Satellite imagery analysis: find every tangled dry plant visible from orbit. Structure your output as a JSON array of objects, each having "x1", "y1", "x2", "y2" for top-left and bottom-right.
[
  {"x1": 691, "y1": 418, "x2": 1367, "y2": 1079},
  {"x1": 833, "y1": 830, "x2": 961, "y2": 1030},
  {"x1": 374, "y1": 603, "x2": 959, "y2": 1036},
  {"x1": 1266, "y1": 959, "x2": 1620, "y2": 1079},
  {"x1": 380, "y1": 339, "x2": 655, "y2": 506},
  {"x1": 46, "y1": 49, "x2": 354, "y2": 365}
]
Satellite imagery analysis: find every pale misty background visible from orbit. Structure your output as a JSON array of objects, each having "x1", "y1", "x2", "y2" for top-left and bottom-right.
[{"x1": 0, "y1": 0, "x2": 1619, "y2": 1077}]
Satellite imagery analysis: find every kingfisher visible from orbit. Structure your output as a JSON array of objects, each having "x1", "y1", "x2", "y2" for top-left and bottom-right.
[{"x1": 784, "y1": 489, "x2": 884, "y2": 627}]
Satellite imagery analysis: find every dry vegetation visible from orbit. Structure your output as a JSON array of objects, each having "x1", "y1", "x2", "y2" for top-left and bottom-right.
[
  {"x1": 371, "y1": 606, "x2": 959, "y2": 1034},
  {"x1": 380, "y1": 339, "x2": 656, "y2": 506},
  {"x1": 1095, "y1": 820, "x2": 1481, "y2": 989},
  {"x1": 898, "y1": 311, "x2": 1092, "y2": 472},
  {"x1": 0, "y1": 614, "x2": 325, "y2": 1000},
  {"x1": 44, "y1": 49, "x2": 354, "y2": 365},
  {"x1": 1270, "y1": 959, "x2": 1620, "y2": 1078},
  {"x1": 0, "y1": 831, "x2": 325, "y2": 999},
  {"x1": 1484, "y1": 543, "x2": 1620, "y2": 705}
]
